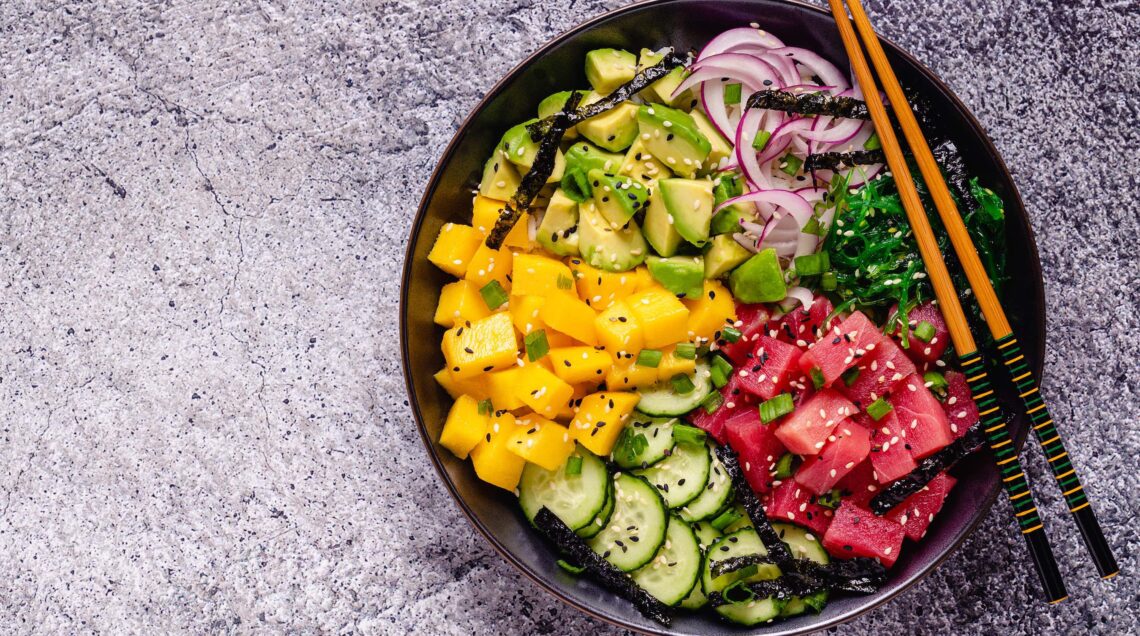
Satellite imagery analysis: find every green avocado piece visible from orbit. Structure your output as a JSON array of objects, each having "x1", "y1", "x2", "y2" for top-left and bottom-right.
[
  {"x1": 537, "y1": 188, "x2": 580, "y2": 257},
  {"x1": 658, "y1": 178, "x2": 714, "y2": 246},
  {"x1": 710, "y1": 205, "x2": 752, "y2": 235},
  {"x1": 497, "y1": 119, "x2": 566, "y2": 182},
  {"x1": 704, "y1": 234, "x2": 753, "y2": 279},
  {"x1": 710, "y1": 172, "x2": 750, "y2": 235},
  {"x1": 642, "y1": 186, "x2": 683, "y2": 257},
  {"x1": 578, "y1": 199, "x2": 648, "y2": 272},
  {"x1": 589, "y1": 169, "x2": 649, "y2": 228},
  {"x1": 619, "y1": 136, "x2": 671, "y2": 184},
  {"x1": 647, "y1": 255, "x2": 705, "y2": 299},
  {"x1": 689, "y1": 110, "x2": 733, "y2": 171},
  {"x1": 538, "y1": 90, "x2": 588, "y2": 119},
  {"x1": 637, "y1": 48, "x2": 691, "y2": 108},
  {"x1": 585, "y1": 48, "x2": 638, "y2": 95},
  {"x1": 636, "y1": 104, "x2": 712, "y2": 178},
  {"x1": 578, "y1": 102, "x2": 640, "y2": 152},
  {"x1": 561, "y1": 142, "x2": 625, "y2": 202},
  {"x1": 729, "y1": 248, "x2": 787, "y2": 303},
  {"x1": 479, "y1": 155, "x2": 521, "y2": 200}
]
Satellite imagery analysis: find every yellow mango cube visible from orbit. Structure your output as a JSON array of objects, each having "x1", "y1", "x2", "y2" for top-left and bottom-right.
[
  {"x1": 683, "y1": 279, "x2": 737, "y2": 342},
  {"x1": 485, "y1": 367, "x2": 526, "y2": 411},
  {"x1": 434, "y1": 279, "x2": 492, "y2": 327},
  {"x1": 540, "y1": 292, "x2": 598, "y2": 345},
  {"x1": 442, "y1": 312, "x2": 518, "y2": 379},
  {"x1": 627, "y1": 287, "x2": 691, "y2": 348},
  {"x1": 656, "y1": 345, "x2": 697, "y2": 381},
  {"x1": 548, "y1": 346, "x2": 614, "y2": 385},
  {"x1": 594, "y1": 300, "x2": 644, "y2": 355},
  {"x1": 507, "y1": 414, "x2": 576, "y2": 471},
  {"x1": 471, "y1": 195, "x2": 531, "y2": 248},
  {"x1": 508, "y1": 295, "x2": 577, "y2": 348},
  {"x1": 434, "y1": 368, "x2": 490, "y2": 401},
  {"x1": 470, "y1": 411, "x2": 527, "y2": 491},
  {"x1": 439, "y1": 394, "x2": 490, "y2": 459},
  {"x1": 427, "y1": 223, "x2": 484, "y2": 277},
  {"x1": 568, "y1": 258, "x2": 640, "y2": 310},
  {"x1": 570, "y1": 391, "x2": 641, "y2": 456},
  {"x1": 632, "y1": 266, "x2": 657, "y2": 291},
  {"x1": 511, "y1": 253, "x2": 576, "y2": 297},
  {"x1": 511, "y1": 363, "x2": 575, "y2": 419},
  {"x1": 464, "y1": 243, "x2": 514, "y2": 292},
  {"x1": 606, "y1": 357, "x2": 661, "y2": 390}
]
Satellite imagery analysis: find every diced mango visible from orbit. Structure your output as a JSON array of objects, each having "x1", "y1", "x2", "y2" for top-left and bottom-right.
[
  {"x1": 540, "y1": 292, "x2": 598, "y2": 345},
  {"x1": 434, "y1": 368, "x2": 491, "y2": 401},
  {"x1": 434, "y1": 279, "x2": 492, "y2": 327},
  {"x1": 632, "y1": 266, "x2": 656, "y2": 291},
  {"x1": 442, "y1": 312, "x2": 518, "y2": 379},
  {"x1": 568, "y1": 258, "x2": 640, "y2": 310},
  {"x1": 507, "y1": 414, "x2": 576, "y2": 471},
  {"x1": 511, "y1": 253, "x2": 576, "y2": 298},
  {"x1": 508, "y1": 295, "x2": 578, "y2": 349},
  {"x1": 472, "y1": 195, "x2": 531, "y2": 248},
  {"x1": 555, "y1": 382, "x2": 596, "y2": 421},
  {"x1": 683, "y1": 279, "x2": 737, "y2": 342},
  {"x1": 439, "y1": 394, "x2": 490, "y2": 459},
  {"x1": 548, "y1": 346, "x2": 614, "y2": 385},
  {"x1": 606, "y1": 356, "x2": 661, "y2": 389},
  {"x1": 486, "y1": 367, "x2": 526, "y2": 410},
  {"x1": 656, "y1": 345, "x2": 697, "y2": 381},
  {"x1": 428, "y1": 223, "x2": 484, "y2": 277},
  {"x1": 470, "y1": 411, "x2": 527, "y2": 491},
  {"x1": 627, "y1": 287, "x2": 691, "y2": 348},
  {"x1": 570, "y1": 391, "x2": 641, "y2": 456},
  {"x1": 512, "y1": 363, "x2": 575, "y2": 419},
  {"x1": 464, "y1": 243, "x2": 514, "y2": 292},
  {"x1": 594, "y1": 300, "x2": 644, "y2": 355}
]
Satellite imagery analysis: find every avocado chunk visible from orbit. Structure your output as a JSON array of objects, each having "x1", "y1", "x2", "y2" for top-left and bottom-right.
[
  {"x1": 497, "y1": 119, "x2": 566, "y2": 182},
  {"x1": 658, "y1": 178, "x2": 714, "y2": 246},
  {"x1": 729, "y1": 248, "x2": 787, "y2": 303},
  {"x1": 585, "y1": 48, "x2": 638, "y2": 94},
  {"x1": 479, "y1": 155, "x2": 521, "y2": 200},
  {"x1": 537, "y1": 188, "x2": 580, "y2": 257},
  {"x1": 578, "y1": 199, "x2": 648, "y2": 272},
  {"x1": 578, "y1": 102, "x2": 640, "y2": 152},
  {"x1": 637, "y1": 48, "x2": 691, "y2": 108},
  {"x1": 538, "y1": 90, "x2": 587, "y2": 119},
  {"x1": 589, "y1": 169, "x2": 649, "y2": 228},
  {"x1": 642, "y1": 187, "x2": 683, "y2": 257},
  {"x1": 704, "y1": 234, "x2": 753, "y2": 278},
  {"x1": 689, "y1": 109, "x2": 733, "y2": 171},
  {"x1": 619, "y1": 136, "x2": 671, "y2": 184},
  {"x1": 710, "y1": 172, "x2": 751, "y2": 235},
  {"x1": 710, "y1": 205, "x2": 751, "y2": 235},
  {"x1": 561, "y1": 142, "x2": 625, "y2": 202},
  {"x1": 647, "y1": 255, "x2": 705, "y2": 298},
  {"x1": 636, "y1": 104, "x2": 712, "y2": 178}
]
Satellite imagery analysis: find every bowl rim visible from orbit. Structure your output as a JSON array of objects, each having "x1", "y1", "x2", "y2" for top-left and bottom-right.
[{"x1": 399, "y1": 0, "x2": 1046, "y2": 633}]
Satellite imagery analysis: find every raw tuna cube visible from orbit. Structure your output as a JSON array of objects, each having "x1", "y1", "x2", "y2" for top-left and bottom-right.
[
  {"x1": 770, "y1": 295, "x2": 840, "y2": 350},
  {"x1": 794, "y1": 420, "x2": 872, "y2": 495},
  {"x1": 734, "y1": 335, "x2": 803, "y2": 401},
  {"x1": 800, "y1": 311, "x2": 884, "y2": 386},
  {"x1": 898, "y1": 301, "x2": 950, "y2": 365},
  {"x1": 941, "y1": 371, "x2": 980, "y2": 439},
  {"x1": 720, "y1": 302, "x2": 771, "y2": 364},
  {"x1": 774, "y1": 389, "x2": 857, "y2": 455},
  {"x1": 688, "y1": 392, "x2": 746, "y2": 444},
  {"x1": 725, "y1": 409, "x2": 786, "y2": 496},
  {"x1": 836, "y1": 460, "x2": 882, "y2": 507},
  {"x1": 866, "y1": 411, "x2": 918, "y2": 484},
  {"x1": 766, "y1": 479, "x2": 833, "y2": 536},
  {"x1": 823, "y1": 500, "x2": 906, "y2": 567},
  {"x1": 885, "y1": 472, "x2": 958, "y2": 541},
  {"x1": 891, "y1": 374, "x2": 954, "y2": 459},
  {"x1": 839, "y1": 336, "x2": 917, "y2": 409}
]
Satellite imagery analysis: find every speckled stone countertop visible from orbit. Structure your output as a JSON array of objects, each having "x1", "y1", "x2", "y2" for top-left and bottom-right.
[{"x1": 1, "y1": 0, "x2": 1136, "y2": 633}]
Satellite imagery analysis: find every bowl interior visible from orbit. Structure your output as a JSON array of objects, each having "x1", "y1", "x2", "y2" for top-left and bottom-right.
[{"x1": 401, "y1": 1, "x2": 1044, "y2": 633}]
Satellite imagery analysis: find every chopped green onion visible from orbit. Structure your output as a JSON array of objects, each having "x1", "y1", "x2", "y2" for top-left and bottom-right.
[
  {"x1": 711, "y1": 354, "x2": 734, "y2": 378},
  {"x1": 724, "y1": 83, "x2": 742, "y2": 105},
  {"x1": 524, "y1": 329, "x2": 549, "y2": 362},
  {"x1": 913, "y1": 320, "x2": 936, "y2": 343},
  {"x1": 556, "y1": 274, "x2": 576, "y2": 290},
  {"x1": 565, "y1": 455, "x2": 583, "y2": 476},
  {"x1": 774, "y1": 452, "x2": 800, "y2": 479},
  {"x1": 477, "y1": 398, "x2": 494, "y2": 416},
  {"x1": 721, "y1": 326, "x2": 743, "y2": 343},
  {"x1": 637, "y1": 348, "x2": 663, "y2": 368},
  {"x1": 841, "y1": 366, "x2": 861, "y2": 387},
  {"x1": 801, "y1": 216, "x2": 822, "y2": 236},
  {"x1": 863, "y1": 132, "x2": 881, "y2": 150},
  {"x1": 759, "y1": 393, "x2": 794, "y2": 423},
  {"x1": 479, "y1": 280, "x2": 509, "y2": 310},
  {"x1": 866, "y1": 397, "x2": 893, "y2": 421},
  {"x1": 794, "y1": 252, "x2": 830, "y2": 277},
  {"x1": 751, "y1": 129, "x2": 772, "y2": 151},
  {"x1": 710, "y1": 366, "x2": 729, "y2": 389},
  {"x1": 556, "y1": 559, "x2": 585, "y2": 575},
  {"x1": 710, "y1": 508, "x2": 742, "y2": 531},
  {"x1": 924, "y1": 371, "x2": 949, "y2": 396},
  {"x1": 671, "y1": 373, "x2": 696, "y2": 395},
  {"x1": 672, "y1": 423, "x2": 707, "y2": 446},
  {"x1": 695, "y1": 343, "x2": 711, "y2": 357},
  {"x1": 779, "y1": 153, "x2": 803, "y2": 176},
  {"x1": 810, "y1": 368, "x2": 826, "y2": 390},
  {"x1": 816, "y1": 489, "x2": 842, "y2": 510},
  {"x1": 614, "y1": 429, "x2": 649, "y2": 465},
  {"x1": 700, "y1": 390, "x2": 724, "y2": 414},
  {"x1": 675, "y1": 343, "x2": 697, "y2": 360},
  {"x1": 820, "y1": 271, "x2": 837, "y2": 291}
]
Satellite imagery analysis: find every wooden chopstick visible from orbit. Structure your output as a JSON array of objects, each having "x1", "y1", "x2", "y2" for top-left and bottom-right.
[
  {"x1": 841, "y1": 0, "x2": 1119, "y2": 581},
  {"x1": 825, "y1": 0, "x2": 1069, "y2": 603}
]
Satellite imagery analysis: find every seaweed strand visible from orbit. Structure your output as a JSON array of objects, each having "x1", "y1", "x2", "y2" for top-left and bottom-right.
[
  {"x1": 746, "y1": 89, "x2": 870, "y2": 119},
  {"x1": 869, "y1": 422, "x2": 986, "y2": 514}
]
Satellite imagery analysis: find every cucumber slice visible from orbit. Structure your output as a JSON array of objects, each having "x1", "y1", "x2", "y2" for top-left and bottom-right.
[
  {"x1": 612, "y1": 414, "x2": 677, "y2": 469},
  {"x1": 680, "y1": 520, "x2": 721, "y2": 610},
  {"x1": 772, "y1": 522, "x2": 830, "y2": 618},
  {"x1": 702, "y1": 529, "x2": 786, "y2": 626},
  {"x1": 636, "y1": 361, "x2": 712, "y2": 416},
  {"x1": 679, "y1": 579, "x2": 708, "y2": 610},
  {"x1": 576, "y1": 477, "x2": 615, "y2": 539},
  {"x1": 634, "y1": 438, "x2": 710, "y2": 509},
  {"x1": 588, "y1": 473, "x2": 668, "y2": 571},
  {"x1": 631, "y1": 515, "x2": 702, "y2": 606},
  {"x1": 677, "y1": 443, "x2": 733, "y2": 522},
  {"x1": 690, "y1": 520, "x2": 722, "y2": 551},
  {"x1": 722, "y1": 504, "x2": 755, "y2": 534},
  {"x1": 518, "y1": 446, "x2": 609, "y2": 532}
]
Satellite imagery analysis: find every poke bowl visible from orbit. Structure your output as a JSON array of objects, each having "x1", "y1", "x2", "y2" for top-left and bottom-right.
[{"x1": 400, "y1": 0, "x2": 1045, "y2": 633}]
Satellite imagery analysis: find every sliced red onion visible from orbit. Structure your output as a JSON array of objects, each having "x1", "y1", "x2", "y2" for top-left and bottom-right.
[
  {"x1": 698, "y1": 27, "x2": 784, "y2": 60},
  {"x1": 793, "y1": 186, "x2": 828, "y2": 203},
  {"x1": 769, "y1": 47, "x2": 849, "y2": 92},
  {"x1": 783, "y1": 286, "x2": 816, "y2": 311},
  {"x1": 758, "y1": 117, "x2": 814, "y2": 164},
  {"x1": 716, "y1": 189, "x2": 814, "y2": 223}
]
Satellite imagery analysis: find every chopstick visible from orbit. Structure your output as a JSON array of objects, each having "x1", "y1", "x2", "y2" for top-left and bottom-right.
[
  {"x1": 839, "y1": 0, "x2": 1120, "y2": 582},
  {"x1": 825, "y1": 0, "x2": 1069, "y2": 603}
]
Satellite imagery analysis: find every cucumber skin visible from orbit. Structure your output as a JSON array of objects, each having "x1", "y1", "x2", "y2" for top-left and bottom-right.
[{"x1": 636, "y1": 362, "x2": 712, "y2": 417}]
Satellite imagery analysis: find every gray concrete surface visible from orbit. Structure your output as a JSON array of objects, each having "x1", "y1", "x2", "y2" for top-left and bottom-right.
[{"x1": 1, "y1": 0, "x2": 1137, "y2": 633}]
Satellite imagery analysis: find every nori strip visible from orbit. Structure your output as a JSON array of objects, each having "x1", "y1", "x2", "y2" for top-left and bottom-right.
[
  {"x1": 704, "y1": 558, "x2": 886, "y2": 608},
  {"x1": 709, "y1": 554, "x2": 778, "y2": 579},
  {"x1": 800, "y1": 557, "x2": 887, "y2": 594},
  {"x1": 533, "y1": 507, "x2": 672, "y2": 625},
  {"x1": 745, "y1": 89, "x2": 870, "y2": 120},
  {"x1": 804, "y1": 149, "x2": 886, "y2": 172},
  {"x1": 714, "y1": 445, "x2": 794, "y2": 566},
  {"x1": 870, "y1": 422, "x2": 986, "y2": 514},
  {"x1": 486, "y1": 92, "x2": 582, "y2": 249}
]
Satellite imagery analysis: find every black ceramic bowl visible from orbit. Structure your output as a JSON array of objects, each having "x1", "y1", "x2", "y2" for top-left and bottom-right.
[{"x1": 401, "y1": 1, "x2": 1046, "y2": 633}]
